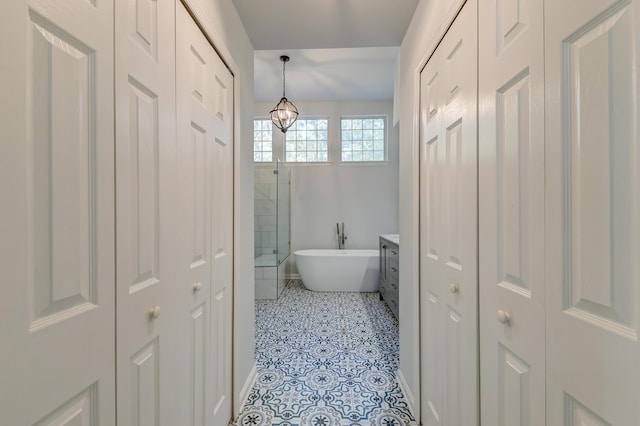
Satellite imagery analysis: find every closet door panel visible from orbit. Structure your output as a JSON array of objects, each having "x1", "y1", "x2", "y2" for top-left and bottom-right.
[
  {"x1": 115, "y1": 0, "x2": 179, "y2": 423},
  {"x1": 0, "y1": 0, "x2": 115, "y2": 424},
  {"x1": 209, "y1": 56, "x2": 234, "y2": 425},
  {"x1": 177, "y1": 7, "x2": 213, "y2": 425},
  {"x1": 545, "y1": 0, "x2": 640, "y2": 423},
  {"x1": 420, "y1": 44, "x2": 445, "y2": 426},
  {"x1": 478, "y1": 0, "x2": 546, "y2": 424},
  {"x1": 441, "y1": 7, "x2": 479, "y2": 424},
  {"x1": 419, "y1": 1, "x2": 478, "y2": 424},
  {"x1": 176, "y1": 4, "x2": 234, "y2": 424}
]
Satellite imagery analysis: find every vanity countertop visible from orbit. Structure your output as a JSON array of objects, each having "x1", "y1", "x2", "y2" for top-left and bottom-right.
[{"x1": 379, "y1": 234, "x2": 399, "y2": 245}]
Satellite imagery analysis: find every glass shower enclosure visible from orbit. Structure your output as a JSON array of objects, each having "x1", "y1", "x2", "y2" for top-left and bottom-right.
[{"x1": 254, "y1": 160, "x2": 290, "y2": 299}]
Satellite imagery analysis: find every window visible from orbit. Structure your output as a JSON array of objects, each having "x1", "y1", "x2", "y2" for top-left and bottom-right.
[
  {"x1": 254, "y1": 119, "x2": 273, "y2": 162},
  {"x1": 285, "y1": 118, "x2": 329, "y2": 162},
  {"x1": 341, "y1": 117, "x2": 386, "y2": 162}
]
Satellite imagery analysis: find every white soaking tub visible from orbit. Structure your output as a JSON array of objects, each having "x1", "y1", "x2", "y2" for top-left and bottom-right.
[{"x1": 294, "y1": 249, "x2": 380, "y2": 292}]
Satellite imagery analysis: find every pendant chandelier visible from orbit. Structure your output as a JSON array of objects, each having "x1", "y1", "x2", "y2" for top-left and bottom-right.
[{"x1": 270, "y1": 55, "x2": 298, "y2": 133}]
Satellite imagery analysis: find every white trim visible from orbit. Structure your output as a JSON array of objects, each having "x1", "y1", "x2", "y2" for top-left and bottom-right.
[
  {"x1": 236, "y1": 363, "x2": 257, "y2": 413},
  {"x1": 398, "y1": 368, "x2": 417, "y2": 420},
  {"x1": 285, "y1": 273, "x2": 301, "y2": 280}
]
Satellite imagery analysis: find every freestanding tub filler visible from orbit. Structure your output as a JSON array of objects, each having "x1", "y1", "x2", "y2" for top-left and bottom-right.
[{"x1": 294, "y1": 249, "x2": 380, "y2": 292}]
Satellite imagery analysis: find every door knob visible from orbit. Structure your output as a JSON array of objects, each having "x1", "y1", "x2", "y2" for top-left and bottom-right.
[
  {"x1": 450, "y1": 283, "x2": 459, "y2": 294},
  {"x1": 193, "y1": 282, "x2": 202, "y2": 292},
  {"x1": 497, "y1": 309, "x2": 510, "y2": 324},
  {"x1": 149, "y1": 305, "x2": 160, "y2": 319}
]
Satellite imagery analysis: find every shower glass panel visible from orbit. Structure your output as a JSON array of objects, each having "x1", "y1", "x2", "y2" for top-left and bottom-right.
[
  {"x1": 277, "y1": 161, "x2": 291, "y2": 265},
  {"x1": 254, "y1": 160, "x2": 290, "y2": 267}
]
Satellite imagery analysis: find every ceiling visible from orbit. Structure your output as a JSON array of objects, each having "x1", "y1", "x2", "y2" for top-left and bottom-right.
[
  {"x1": 253, "y1": 47, "x2": 399, "y2": 102},
  {"x1": 232, "y1": 0, "x2": 419, "y2": 101}
]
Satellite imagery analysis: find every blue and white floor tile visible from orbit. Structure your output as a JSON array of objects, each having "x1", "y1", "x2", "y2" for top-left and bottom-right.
[{"x1": 233, "y1": 280, "x2": 414, "y2": 426}]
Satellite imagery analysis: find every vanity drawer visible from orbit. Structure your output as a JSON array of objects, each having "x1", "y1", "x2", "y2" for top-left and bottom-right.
[
  {"x1": 379, "y1": 279, "x2": 389, "y2": 299},
  {"x1": 388, "y1": 258, "x2": 399, "y2": 280},
  {"x1": 386, "y1": 291, "x2": 399, "y2": 319},
  {"x1": 387, "y1": 243, "x2": 399, "y2": 264}
]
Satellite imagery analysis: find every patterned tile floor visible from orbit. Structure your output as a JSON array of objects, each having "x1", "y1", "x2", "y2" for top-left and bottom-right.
[{"x1": 232, "y1": 280, "x2": 415, "y2": 426}]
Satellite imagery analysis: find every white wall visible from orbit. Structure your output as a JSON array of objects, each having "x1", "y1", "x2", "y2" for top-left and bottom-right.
[
  {"x1": 256, "y1": 100, "x2": 399, "y2": 274},
  {"x1": 188, "y1": 0, "x2": 256, "y2": 414},
  {"x1": 397, "y1": 0, "x2": 463, "y2": 419}
]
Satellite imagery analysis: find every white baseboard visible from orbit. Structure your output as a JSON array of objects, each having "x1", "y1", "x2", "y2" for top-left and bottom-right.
[
  {"x1": 398, "y1": 368, "x2": 418, "y2": 422},
  {"x1": 237, "y1": 363, "x2": 257, "y2": 413},
  {"x1": 285, "y1": 273, "x2": 301, "y2": 280}
]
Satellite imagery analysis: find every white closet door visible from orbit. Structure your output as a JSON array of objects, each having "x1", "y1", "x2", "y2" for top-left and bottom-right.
[
  {"x1": 207, "y1": 32, "x2": 234, "y2": 426},
  {"x1": 478, "y1": 0, "x2": 546, "y2": 424},
  {"x1": 0, "y1": 0, "x2": 115, "y2": 424},
  {"x1": 419, "y1": 1, "x2": 478, "y2": 424},
  {"x1": 176, "y1": 3, "x2": 234, "y2": 425},
  {"x1": 115, "y1": 0, "x2": 180, "y2": 424},
  {"x1": 545, "y1": 0, "x2": 640, "y2": 424}
]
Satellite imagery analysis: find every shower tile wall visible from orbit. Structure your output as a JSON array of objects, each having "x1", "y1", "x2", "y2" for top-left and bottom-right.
[{"x1": 255, "y1": 164, "x2": 277, "y2": 258}]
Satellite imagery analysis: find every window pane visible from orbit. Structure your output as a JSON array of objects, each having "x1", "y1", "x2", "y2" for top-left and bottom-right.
[
  {"x1": 253, "y1": 119, "x2": 273, "y2": 162},
  {"x1": 340, "y1": 117, "x2": 386, "y2": 162},
  {"x1": 283, "y1": 118, "x2": 329, "y2": 162}
]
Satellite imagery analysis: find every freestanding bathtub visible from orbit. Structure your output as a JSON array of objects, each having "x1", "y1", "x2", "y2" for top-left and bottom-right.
[{"x1": 294, "y1": 249, "x2": 380, "y2": 292}]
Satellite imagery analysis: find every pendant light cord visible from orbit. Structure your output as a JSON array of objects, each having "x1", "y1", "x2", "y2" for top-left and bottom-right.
[{"x1": 282, "y1": 59, "x2": 286, "y2": 98}]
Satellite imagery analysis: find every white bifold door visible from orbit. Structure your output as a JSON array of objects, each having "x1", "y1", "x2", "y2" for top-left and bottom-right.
[
  {"x1": 419, "y1": 1, "x2": 479, "y2": 425},
  {"x1": 176, "y1": 3, "x2": 234, "y2": 425},
  {"x1": 114, "y1": 0, "x2": 181, "y2": 423},
  {"x1": 545, "y1": 0, "x2": 640, "y2": 423},
  {"x1": 115, "y1": 1, "x2": 233, "y2": 424},
  {"x1": 478, "y1": 0, "x2": 546, "y2": 424},
  {"x1": 0, "y1": 0, "x2": 116, "y2": 424}
]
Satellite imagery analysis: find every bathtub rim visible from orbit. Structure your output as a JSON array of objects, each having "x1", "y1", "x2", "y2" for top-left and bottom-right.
[{"x1": 294, "y1": 249, "x2": 379, "y2": 257}]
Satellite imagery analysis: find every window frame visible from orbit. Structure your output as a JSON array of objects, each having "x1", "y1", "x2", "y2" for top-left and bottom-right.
[{"x1": 339, "y1": 115, "x2": 388, "y2": 163}]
